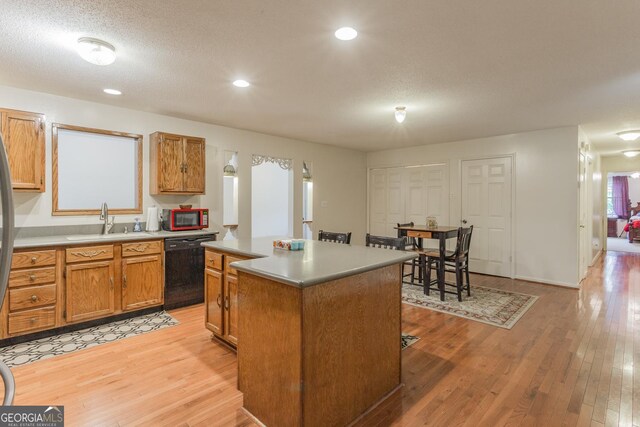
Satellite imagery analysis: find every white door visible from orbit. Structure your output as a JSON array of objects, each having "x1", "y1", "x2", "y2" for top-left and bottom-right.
[
  {"x1": 369, "y1": 169, "x2": 388, "y2": 236},
  {"x1": 578, "y1": 152, "x2": 588, "y2": 280},
  {"x1": 368, "y1": 164, "x2": 449, "y2": 238},
  {"x1": 461, "y1": 157, "x2": 512, "y2": 277}
]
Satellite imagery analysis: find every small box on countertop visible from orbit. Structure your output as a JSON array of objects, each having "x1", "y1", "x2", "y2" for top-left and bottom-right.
[{"x1": 273, "y1": 239, "x2": 305, "y2": 251}]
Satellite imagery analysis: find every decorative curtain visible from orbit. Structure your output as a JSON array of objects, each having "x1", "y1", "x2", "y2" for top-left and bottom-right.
[{"x1": 612, "y1": 176, "x2": 630, "y2": 218}]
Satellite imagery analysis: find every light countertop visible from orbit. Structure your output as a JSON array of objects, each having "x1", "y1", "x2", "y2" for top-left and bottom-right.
[
  {"x1": 202, "y1": 237, "x2": 415, "y2": 288},
  {"x1": 7, "y1": 229, "x2": 218, "y2": 249}
]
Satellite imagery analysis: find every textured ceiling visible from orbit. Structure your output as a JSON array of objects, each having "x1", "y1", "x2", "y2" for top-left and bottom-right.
[{"x1": 1, "y1": 1, "x2": 640, "y2": 152}]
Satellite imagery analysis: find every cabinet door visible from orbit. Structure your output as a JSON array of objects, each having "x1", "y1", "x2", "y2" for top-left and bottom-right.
[
  {"x1": 122, "y1": 255, "x2": 163, "y2": 311},
  {"x1": 205, "y1": 268, "x2": 223, "y2": 335},
  {"x1": 158, "y1": 133, "x2": 185, "y2": 192},
  {"x1": 183, "y1": 137, "x2": 205, "y2": 193},
  {"x1": 1, "y1": 109, "x2": 45, "y2": 191},
  {"x1": 66, "y1": 261, "x2": 115, "y2": 323},
  {"x1": 225, "y1": 275, "x2": 239, "y2": 345}
]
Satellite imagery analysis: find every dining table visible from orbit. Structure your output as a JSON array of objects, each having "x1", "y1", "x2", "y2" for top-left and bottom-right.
[{"x1": 395, "y1": 224, "x2": 459, "y2": 301}]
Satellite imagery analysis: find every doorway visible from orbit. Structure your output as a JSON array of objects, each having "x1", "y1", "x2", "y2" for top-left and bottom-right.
[
  {"x1": 605, "y1": 171, "x2": 640, "y2": 254},
  {"x1": 251, "y1": 155, "x2": 293, "y2": 238},
  {"x1": 460, "y1": 157, "x2": 513, "y2": 277}
]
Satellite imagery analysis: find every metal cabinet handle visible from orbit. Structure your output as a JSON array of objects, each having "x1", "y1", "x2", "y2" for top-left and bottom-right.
[
  {"x1": 123, "y1": 275, "x2": 127, "y2": 289},
  {"x1": 29, "y1": 274, "x2": 36, "y2": 282},
  {"x1": 216, "y1": 293, "x2": 222, "y2": 307},
  {"x1": 224, "y1": 295, "x2": 230, "y2": 310},
  {"x1": 30, "y1": 295, "x2": 37, "y2": 302},
  {"x1": 30, "y1": 257, "x2": 37, "y2": 264},
  {"x1": 29, "y1": 318, "x2": 36, "y2": 324},
  {"x1": 110, "y1": 277, "x2": 114, "y2": 289}
]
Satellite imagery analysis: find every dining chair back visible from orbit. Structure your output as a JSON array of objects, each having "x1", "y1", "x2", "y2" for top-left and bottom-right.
[
  {"x1": 318, "y1": 230, "x2": 352, "y2": 244},
  {"x1": 396, "y1": 222, "x2": 420, "y2": 285},
  {"x1": 365, "y1": 234, "x2": 405, "y2": 250},
  {"x1": 424, "y1": 226, "x2": 474, "y2": 302}
]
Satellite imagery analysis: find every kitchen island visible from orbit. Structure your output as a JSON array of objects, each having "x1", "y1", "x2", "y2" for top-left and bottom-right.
[{"x1": 201, "y1": 238, "x2": 414, "y2": 427}]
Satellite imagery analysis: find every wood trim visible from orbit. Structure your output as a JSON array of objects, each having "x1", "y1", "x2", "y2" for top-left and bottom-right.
[
  {"x1": 66, "y1": 245, "x2": 114, "y2": 263},
  {"x1": 51, "y1": 123, "x2": 143, "y2": 216}
]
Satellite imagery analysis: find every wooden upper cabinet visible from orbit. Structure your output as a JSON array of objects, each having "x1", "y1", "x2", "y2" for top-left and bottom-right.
[
  {"x1": 150, "y1": 131, "x2": 206, "y2": 195},
  {"x1": 0, "y1": 108, "x2": 45, "y2": 192},
  {"x1": 183, "y1": 137, "x2": 205, "y2": 193}
]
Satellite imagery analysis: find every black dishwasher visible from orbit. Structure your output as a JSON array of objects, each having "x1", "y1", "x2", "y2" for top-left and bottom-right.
[{"x1": 164, "y1": 235, "x2": 215, "y2": 310}]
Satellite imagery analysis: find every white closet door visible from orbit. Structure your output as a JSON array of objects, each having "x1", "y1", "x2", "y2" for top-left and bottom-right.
[
  {"x1": 461, "y1": 157, "x2": 512, "y2": 276},
  {"x1": 369, "y1": 169, "x2": 388, "y2": 236},
  {"x1": 386, "y1": 168, "x2": 404, "y2": 236},
  {"x1": 368, "y1": 164, "x2": 449, "y2": 240}
]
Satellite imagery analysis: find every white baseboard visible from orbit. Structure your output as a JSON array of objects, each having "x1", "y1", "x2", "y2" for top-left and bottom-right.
[
  {"x1": 591, "y1": 249, "x2": 603, "y2": 266},
  {"x1": 514, "y1": 275, "x2": 579, "y2": 289}
]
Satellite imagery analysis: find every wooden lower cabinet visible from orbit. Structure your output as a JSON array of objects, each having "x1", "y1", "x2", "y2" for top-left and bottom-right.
[
  {"x1": 122, "y1": 254, "x2": 163, "y2": 311},
  {"x1": 2, "y1": 240, "x2": 167, "y2": 340},
  {"x1": 205, "y1": 249, "x2": 248, "y2": 347},
  {"x1": 66, "y1": 260, "x2": 115, "y2": 323},
  {"x1": 224, "y1": 275, "x2": 239, "y2": 345},
  {"x1": 205, "y1": 268, "x2": 223, "y2": 335}
]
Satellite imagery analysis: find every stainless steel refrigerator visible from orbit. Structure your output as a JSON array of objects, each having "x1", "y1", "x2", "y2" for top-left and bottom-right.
[{"x1": 0, "y1": 134, "x2": 16, "y2": 404}]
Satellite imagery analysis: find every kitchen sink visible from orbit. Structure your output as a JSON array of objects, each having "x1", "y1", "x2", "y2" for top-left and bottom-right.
[{"x1": 66, "y1": 232, "x2": 152, "y2": 241}]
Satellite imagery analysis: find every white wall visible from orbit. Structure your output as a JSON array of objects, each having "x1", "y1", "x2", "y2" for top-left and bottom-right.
[
  {"x1": 0, "y1": 85, "x2": 368, "y2": 242},
  {"x1": 367, "y1": 126, "x2": 580, "y2": 287},
  {"x1": 590, "y1": 154, "x2": 603, "y2": 262}
]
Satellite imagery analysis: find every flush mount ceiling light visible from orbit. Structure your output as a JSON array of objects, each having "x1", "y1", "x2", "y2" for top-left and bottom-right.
[
  {"x1": 232, "y1": 79, "x2": 250, "y2": 88},
  {"x1": 632, "y1": 172, "x2": 640, "y2": 179},
  {"x1": 77, "y1": 37, "x2": 116, "y2": 66},
  {"x1": 334, "y1": 27, "x2": 358, "y2": 41},
  {"x1": 617, "y1": 130, "x2": 640, "y2": 141},
  {"x1": 103, "y1": 88, "x2": 121, "y2": 95},
  {"x1": 394, "y1": 106, "x2": 407, "y2": 123},
  {"x1": 623, "y1": 150, "x2": 640, "y2": 158}
]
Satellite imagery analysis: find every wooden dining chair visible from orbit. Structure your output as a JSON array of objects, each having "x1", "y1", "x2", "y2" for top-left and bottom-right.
[
  {"x1": 318, "y1": 230, "x2": 352, "y2": 244},
  {"x1": 423, "y1": 226, "x2": 473, "y2": 301},
  {"x1": 365, "y1": 234, "x2": 405, "y2": 250},
  {"x1": 397, "y1": 222, "x2": 421, "y2": 285}
]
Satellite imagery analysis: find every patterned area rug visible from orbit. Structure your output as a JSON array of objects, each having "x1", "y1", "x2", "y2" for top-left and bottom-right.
[
  {"x1": 0, "y1": 311, "x2": 178, "y2": 368},
  {"x1": 402, "y1": 284, "x2": 538, "y2": 329},
  {"x1": 401, "y1": 334, "x2": 419, "y2": 350}
]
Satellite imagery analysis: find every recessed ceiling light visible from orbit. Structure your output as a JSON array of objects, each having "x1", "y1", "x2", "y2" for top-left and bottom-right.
[
  {"x1": 335, "y1": 27, "x2": 358, "y2": 41},
  {"x1": 103, "y1": 88, "x2": 122, "y2": 95},
  {"x1": 77, "y1": 37, "x2": 116, "y2": 66},
  {"x1": 395, "y1": 106, "x2": 407, "y2": 123},
  {"x1": 233, "y1": 79, "x2": 250, "y2": 88},
  {"x1": 617, "y1": 130, "x2": 640, "y2": 141},
  {"x1": 623, "y1": 150, "x2": 640, "y2": 158}
]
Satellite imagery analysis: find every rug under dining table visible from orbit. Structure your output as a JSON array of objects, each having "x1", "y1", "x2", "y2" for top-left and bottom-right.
[{"x1": 401, "y1": 283, "x2": 538, "y2": 329}]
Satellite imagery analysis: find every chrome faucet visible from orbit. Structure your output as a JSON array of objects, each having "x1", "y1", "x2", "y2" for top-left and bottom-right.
[{"x1": 100, "y1": 202, "x2": 115, "y2": 235}]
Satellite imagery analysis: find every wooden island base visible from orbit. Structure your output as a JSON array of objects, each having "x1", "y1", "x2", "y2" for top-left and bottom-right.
[{"x1": 237, "y1": 264, "x2": 402, "y2": 427}]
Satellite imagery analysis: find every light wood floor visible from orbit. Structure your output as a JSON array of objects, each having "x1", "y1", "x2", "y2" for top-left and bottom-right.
[{"x1": 5, "y1": 251, "x2": 638, "y2": 426}]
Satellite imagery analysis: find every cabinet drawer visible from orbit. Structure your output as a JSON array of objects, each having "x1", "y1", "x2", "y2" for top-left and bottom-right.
[
  {"x1": 9, "y1": 284, "x2": 56, "y2": 311},
  {"x1": 8, "y1": 307, "x2": 55, "y2": 335},
  {"x1": 66, "y1": 245, "x2": 114, "y2": 263},
  {"x1": 11, "y1": 250, "x2": 56, "y2": 269},
  {"x1": 9, "y1": 267, "x2": 56, "y2": 288},
  {"x1": 407, "y1": 231, "x2": 432, "y2": 239},
  {"x1": 225, "y1": 256, "x2": 247, "y2": 277},
  {"x1": 206, "y1": 251, "x2": 223, "y2": 271},
  {"x1": 122, "y1": 240, "x2": 162, "y2": 257}
]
